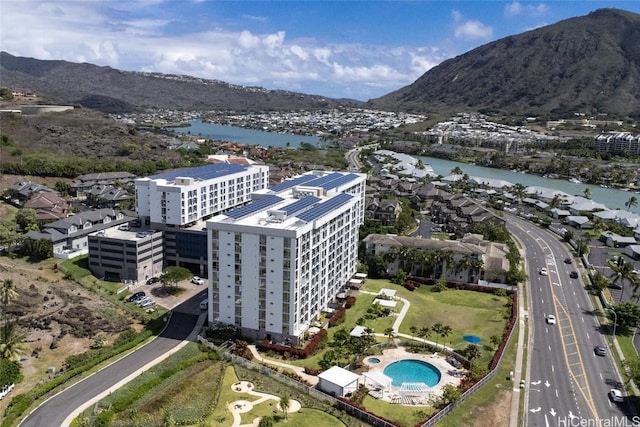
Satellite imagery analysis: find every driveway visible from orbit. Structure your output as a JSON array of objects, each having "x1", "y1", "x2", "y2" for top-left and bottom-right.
[{"x1": 21, "y1": 292, "x2": 206, "y2": 427}]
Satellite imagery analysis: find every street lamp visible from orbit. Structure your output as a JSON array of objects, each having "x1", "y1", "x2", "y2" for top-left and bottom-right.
[{"x1": 605, "y1": 307, "x2": 617, "y2": 339}]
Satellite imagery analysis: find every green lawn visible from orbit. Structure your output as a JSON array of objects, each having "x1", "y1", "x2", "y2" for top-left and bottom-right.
[
  {"x1": 366, "y1": 279, "x2": 510, "y2": 363},
  {"x1": 262, "y1": 278, "x2": 509, "y2": 378}
]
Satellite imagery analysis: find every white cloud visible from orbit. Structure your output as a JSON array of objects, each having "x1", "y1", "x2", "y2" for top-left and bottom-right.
[
  {"x1": 505, "y1": 1, "x2": 548, "y2": 18},
  {"x1": 454, "y1": 20, "x2": 493, "y2": 40},
  {"x1": 0, "y1": 0, "x2": 455, "y2": 99},
  {"x1": 505, "y1": 2, "x2": 523, "y2": 17}
]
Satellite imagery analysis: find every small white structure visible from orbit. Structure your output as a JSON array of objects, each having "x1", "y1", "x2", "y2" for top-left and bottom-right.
[
  {"x1": 363, "y1": 371, "x2": 393, "y2": 393},
  {"x1": 373, "y1": 298, "x2": 397, "y2": 308},
  {"x1": 350, "y1": 325, "x2": 370, "y2": 338},
  {"x1": 379, "y1": 288, "x2": 397, "y2": 298},
  {"x1": 317, "y1": 366, "x2": 360, "y2": 397}
]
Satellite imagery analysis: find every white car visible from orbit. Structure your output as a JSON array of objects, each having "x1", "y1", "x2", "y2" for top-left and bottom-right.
[
  {"x1": 0, "y1": 383, "x2": 14, "y2": 400},
  {"x1": 191, "y1": 276, "x2": 205, "y2": 285},
  {"x1": 539, "y1": 268, "x2": 548, "y2": 276},
  {"x1": 609, "y1": 388, "x2": 624, "y2": 403},
  {"x1": 546, "y1": 314, "x2": 557, "y2": 325}
]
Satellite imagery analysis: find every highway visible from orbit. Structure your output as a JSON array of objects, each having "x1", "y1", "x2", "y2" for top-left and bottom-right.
[
  {"x1": 507, "y1": 215, "x2": 632, "y2": 426},
  {"x1": 20, "y1": 292, "x2": 205, "y2": 427}
]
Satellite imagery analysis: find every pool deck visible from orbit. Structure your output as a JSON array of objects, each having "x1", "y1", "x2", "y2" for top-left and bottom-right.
[{"x1": 362, "y1": 347, "x2": 465, "y2": 405}]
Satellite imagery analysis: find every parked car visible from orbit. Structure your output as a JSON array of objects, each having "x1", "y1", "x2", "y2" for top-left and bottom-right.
[
  {"x1": 570, "y1": 271, "x2": 579, "y2": 279},
  {"x1": 539, "y1": 268, "x2": 548, "y2": 276},
  {"x1": 594, "y1": 346, "x2": 607, "y2": 356},
  {"x1": 564, "y1": 258, "x2": 572, "y2": 264},
  {"x1": 609, "y1": 388, "x2": 624, "y2": 403},
  {"x1": 129, "y1": 291, "x2": 145, "y2": 302},
  {"x1": 0, "y1": 383, "x2": 14, "y2": 400},
  {"x1": 135, "y1": 297, "x2": 152, "y2": 306},
  {"x1": 200, "y1": 299, "x2": 209, "y2": 310},
  {"x1": 192, "y1": 276, "x2": 205, "y2": 285},
  {"x1": 546, "y1": 314, "x2": 556, "y2": 325},
  {"x1": 139, "y1": 299, "x2": 156, "y2": 308},
  {"x1": 146, "y1": 277, "x2": 160, "y2": 285}
]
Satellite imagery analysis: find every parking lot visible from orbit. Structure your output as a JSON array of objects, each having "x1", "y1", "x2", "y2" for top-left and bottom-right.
[{"x1": 128, "y1": 279, "x2": 208, "y2": 311}]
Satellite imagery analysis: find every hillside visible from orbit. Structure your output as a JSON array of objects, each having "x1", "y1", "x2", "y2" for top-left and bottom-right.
[
  {"x1": 0, "y1": 52, "x2": 356, "y2": 113},
  {"x1": 368, "y1": 8, "x2": 640, "y2": 119},
  {"x1": 0, "y1": 108, "x2": 182, "y2": 163}
]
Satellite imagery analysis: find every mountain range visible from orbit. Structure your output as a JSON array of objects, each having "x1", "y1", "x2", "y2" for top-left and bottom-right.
[
  {"x1": 1, "y1": 8, "x2": 639, "y2": 118},
  {"x1": 368, "y1": 8, "x2": 640, "y2": 119}
]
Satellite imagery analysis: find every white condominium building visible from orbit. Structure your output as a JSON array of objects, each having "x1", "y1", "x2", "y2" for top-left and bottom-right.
[
  {"x1": 135, "y1": 163, "x2": 269, "y2": 227},
  {"x1": 207, "y1": 171, "x2": 367, "y2": 344}
]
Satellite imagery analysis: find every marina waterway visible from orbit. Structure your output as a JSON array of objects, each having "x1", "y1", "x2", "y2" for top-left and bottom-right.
[
  {"x1": 418, "y1": 155, "x2": 640, "y2": 214},
  {"x1": 170, "y1": 121, "x2": 637, "y2": 214},
  {"x1": 172, "y1": 119, "x2": 321, "y2": 148}
]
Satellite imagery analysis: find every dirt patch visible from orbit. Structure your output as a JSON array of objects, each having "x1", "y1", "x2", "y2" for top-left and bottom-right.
[
  {"x1": 0, "y1": 256, "x2": 133, "y2": 414},
  {"x1": 466, "y1": 389, "x2": 512, "y2": 427}
]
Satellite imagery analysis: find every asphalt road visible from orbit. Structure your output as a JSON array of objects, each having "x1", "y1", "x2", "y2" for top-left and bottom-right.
[
  {"x1": 507, "y1": 215, "x2": 631, "y2": 426},
  {"x1": 20, "y1": 291, "x2": 206, "y2": 427}
]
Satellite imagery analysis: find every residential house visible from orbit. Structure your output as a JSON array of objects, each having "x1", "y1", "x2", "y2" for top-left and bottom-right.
[
  {"x1": 23, "y1": 192, "x2": 69, "y2": 222},
  {"x1": 363, "y1": 233, "x2": 510, "y2": 284},
  {"x1": 365, "y1": 198, "x2": 402, "y2": 226}
]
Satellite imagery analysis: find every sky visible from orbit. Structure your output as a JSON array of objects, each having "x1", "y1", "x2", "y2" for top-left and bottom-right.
[{"x1": 2, "y1": 1, "x2": 640, "y2": 101}]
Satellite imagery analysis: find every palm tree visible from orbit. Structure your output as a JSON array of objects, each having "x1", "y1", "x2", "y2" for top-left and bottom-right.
[
  {"x1": 279, "y1": 394, "x2": 291, "y2": 420},
  {"x1": 418, "y1": 326, "x2": 430, "y2": 349},
  {"x1": 384, "y1": 327, "x2": 395, "y2": 343},
  {"x1": 549, "y1": 194, "x2": 566, "y2": 209},
  {"x1": 1, "y1": 279, "x2": 18, "y2": 311},
  {"x1": 590, "y1": 271, "x2": 610, "y2": 293},
  {"x1": 610, "y1": 260, "x2": 639, "y2": 303},
  {"x1": 409, "y1": 325, "x2": 418, "y2": 344},
  {"x1": 432, "y1": 323, "x2": 443, "y2": 349},
  {"x1": 439, "y1": 325, "x2": 452, "y2": 351},
  {"x1": 510, "y1": 183, "x2": 527, "y2": 204},
  {"x1": 451, "y1": 166, "x2": 464, "y2": 176},
  {"x1": 625, "y1": 196, "x2": 638, "y2": 212},
  {"x1": 583, "y1": 187, "x2": 592, "y2": 200},
  {"x1": 576, "y1": 237, "x2": 590, "y2": 257},
  {"x1": 0, "y1": 322, "x2": 27, "y2": 361}
]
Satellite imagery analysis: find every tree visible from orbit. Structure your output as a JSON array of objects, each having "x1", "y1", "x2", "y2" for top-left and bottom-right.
[
  {"x1": 409, "y1": 325, "x2": 418, "y2": 345},
  {"x1": 590, "y1": 271, "x2": 609, "y2": 293},
  {"x1": 440, "y1": 384, "x2": 461, "y2": 405},
  {"x1": 1, "y1": 279, "x2": 18, "y2": 318},
  {"x1": 611, "y1": 303, "x2": 640, "y2": 331},
  {"x1": 439, "y1": 325, "x2": 452, "y2": 350},
  {"x1": 0, "y1": 322, "x2": 27, "y2": 361},
  {"x1": 625, "y1": 196, "x2": 638, "y2": 212},
  {"x1": 432, "y1": 323, "x2": 443, "y2": 349},
  {"x1": 0, "y1": 358, "x2": 23, "y2": 389},
  {"x1": 609, "y1": 260, "x2": 639, "y2": 303},
  {"x1": 509, "y1": 183, "x2": 526, "y2": 203},
  {"x1": 623, "y1": 357, "x2": 640, "y2": 386},
  {"x1": 563, "y1": 230, "x2": 574, "y2": 243},
  {"x1": 489, "y1": 334, "x2": 501, "y2": 350},
  {"x1": 418, "y1": 326, "x2": 430, "y2": 349},
  {"x1": 15, "y1": 208, "x2": 38, "y2": 231},
  {"x1": 450, "y1": 166, "x2": 464, "y2": 176},
  {"x1": 576, "y1": 237, "x2": 590, "y2": 257},
  {"x1": 464, "y1": 344, "x2": 481, "y2": 369},
  {"x1": 160, "y1": 266, "x2": 192, "y2": 293},
  {"x1": 279, "y1": 394, "x2": 291, "y2": 420},
  {"x1": 384, "y1": 327, "x2": 395, "y2": 342},
  {"x1": 583, "y1": 187, "x2": 592, "y2": 200}
]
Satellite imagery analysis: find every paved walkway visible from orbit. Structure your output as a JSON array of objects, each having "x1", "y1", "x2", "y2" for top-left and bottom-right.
[
  {"x1": 247, "y1": 345, "x2": 319, "y2": 385},
  {"x1": 509, "y1": 246, "x2": 528, "y2": 427},
  {"x1": 228, "y1": 381, "x2": 301, "y2": 427}
]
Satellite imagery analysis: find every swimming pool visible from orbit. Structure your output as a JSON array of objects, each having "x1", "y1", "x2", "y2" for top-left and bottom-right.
[
  {"x1": 368, "y1": 357, "x2": 381, "y2": 364},
  {"x1": 383, "y1": 359, "x2": 441, "y2": 387}
]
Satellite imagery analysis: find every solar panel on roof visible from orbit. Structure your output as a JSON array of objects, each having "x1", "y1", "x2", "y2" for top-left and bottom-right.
[
  {"x1": 303, "y1": 172, "x2": 344, "y2": 188},
  {"x1": 319, "y1": 173, "x2": 360, "y2": 190},
  {"x1": 269, "y1": 175, "x2": 317, "y2": 192},
  {"x1": 226, "y1": 195, "x2": 284, "y2": 219},
  {"x1": 296, "y1": 193, "x2": 353, "y2": 222},
  {"x1": 280, "y1": 196, "x2": 321, "y2": 216},
  {"x1": 149, "y1": 163, "x2": 247, "y2": 181}
]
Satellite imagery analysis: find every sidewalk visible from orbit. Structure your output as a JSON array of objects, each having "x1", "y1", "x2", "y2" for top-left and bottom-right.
[{"x1": 247, "y1": 345, "x2": 319, "y2": 385}]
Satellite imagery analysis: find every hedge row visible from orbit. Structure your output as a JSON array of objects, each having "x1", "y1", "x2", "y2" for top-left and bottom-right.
[
  {"x1": 257, "y1": 328, "x2": 327, "y2": 359},
  {"x1": 489, "y1": 291, "x2": 517, "y2": 371},
  {"x1": 328, "y1": 307, "x2": 346, "y2": 327}
]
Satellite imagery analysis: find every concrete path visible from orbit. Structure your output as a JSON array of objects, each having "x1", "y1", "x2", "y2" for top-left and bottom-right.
[
  {"x1": 228, "y1": 381, "x2": 301, "y2": 427},
  {"x1": 247, "y1": 346, "x2": 319, "y2": 385}
]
